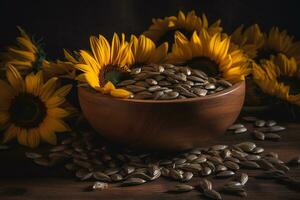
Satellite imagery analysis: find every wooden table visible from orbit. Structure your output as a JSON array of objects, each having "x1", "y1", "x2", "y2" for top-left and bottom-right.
[{"x1": 0, "y1": 116, "x2": 299, "y2": 200}]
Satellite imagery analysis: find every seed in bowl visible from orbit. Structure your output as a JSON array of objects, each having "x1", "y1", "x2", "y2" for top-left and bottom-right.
[{"x1": 117, "y1": 64, "x2": 233, "y2": 100}]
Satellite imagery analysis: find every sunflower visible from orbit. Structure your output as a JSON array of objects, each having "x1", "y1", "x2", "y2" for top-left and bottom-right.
[
  {"x1": 231, "y1": 25, "x2": 300, "y2": 63},
  {"x1": 0, "y1": 27, "x2": 45, "y2": 75},
  {"x1": 167, "y1": 30, "x2": 250, "y2": 83},
  {"x1": 230, "y1": 24, "x2": 264, "y2": 59},
  {"x1": 130, "y1": 34, "x2": 168, "y2": 66},
  {"x1": 41, "y1": 50, "x2": 79, "y2": 80},
  {"x1": 0, "y1": 65, "x2": 72, "y2": 148},
  {"x1": 143, "y1": 10, "x2": 222, "y2": 46},
  {"x1": 74, "y1": 33, "x2": 134, "y2": 98},
  {"x1": 253, "y1": 54, "x2": 300, "y2": 106}
]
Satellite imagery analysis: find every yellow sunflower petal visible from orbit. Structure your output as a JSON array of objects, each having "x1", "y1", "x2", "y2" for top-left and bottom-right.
[
  {"x1": 6, "y1": 64, "x2": 24, "y2": 92},
  {"x1": 47, "y1": 108, "x2": 69, "y2": 118},
  {"x1": 27, "y1": 128, "x2": 40, "y2": 148},
  {"x1": 97, "y1": 81, "x2": 116, "y2": 94},
  {"x1": 63, "y1": 49, "x2": 78, "y2": 63},
  {"x1": 46, "y1": 96, "x2": 66, "y2": 108},
  {"x1": 40, "y1": 77, "x2": 58, "y2": 101},
  {"x1": 39, "y1": 124, "x2": 57, "y2": 145},
  {"x1": 110, "y1": 88, "x2": 132, "y2": 98},
  {"x1": 17, "y1": 128, "x2": 28, "y2": 146}
]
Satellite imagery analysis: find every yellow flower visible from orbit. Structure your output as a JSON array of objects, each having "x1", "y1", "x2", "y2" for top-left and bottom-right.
[
  {"x1": 253, "y1": 54, "x2": 300, "y2": 106},
  {"x1": 0, "y1": 27, "x2": 45, "y2": 75},
  {"x1": 130, "y1": 34, "x2": 168, "y2": 65},
  {"x1": 0, "y1": 65, "x2": 72, "y2": 148},
  {"x1": 41, "y1": 50, "x2": 79, "y2": 79},
  {"x1": 143, "y1": 10, "x2": 222, "y2": 45},
  {"x1": 167, "y1": 30, "x2": 250, "y2": 83},
  {"x1": 231, "y1": 25, "x2": 300, "y2": 64},
  {"x1": 74, "y1": 33, "x2": 133, "y2": 98},
  {"x1": 231, "y1": 24, "x2": 264, "y2": 59}
]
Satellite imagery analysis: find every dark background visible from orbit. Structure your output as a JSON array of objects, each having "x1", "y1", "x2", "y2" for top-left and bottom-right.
[{"x1": 0, "y1": 0, "x2": 299, "y2": 60}]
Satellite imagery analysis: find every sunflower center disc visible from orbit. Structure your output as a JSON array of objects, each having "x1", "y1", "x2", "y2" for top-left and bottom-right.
[
  {"x1": 100, "y1": 65, "x2": 129, "y2": 86},
  {"x1": 186, "y1": 56, "x2": 220, "y2": 77},
  {"x1": 9, "y1": 93, "x2": 47, "y2": 128}
]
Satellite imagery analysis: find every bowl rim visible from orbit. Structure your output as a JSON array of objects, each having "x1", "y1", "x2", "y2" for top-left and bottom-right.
[{"x1": 78, "y1": 81, "x2": 245, "y2": 104}]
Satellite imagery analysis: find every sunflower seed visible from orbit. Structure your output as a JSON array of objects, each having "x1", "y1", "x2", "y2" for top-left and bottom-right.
[
  {"x1": 242, "y1": 116, "x2": 258, "y2": 122},
  {"x1": 92, "y1": 182, "x2": 108, "y2": 190},
  {"x1": 211, "y1": 145, "x2": 228, "y2": 151},
  {"x1": 126, "y1": 85, "x2": 146, "y2": 93},
  {"x1": 133, "y1": 91, "x2": 153, "y2": 99},
  {"x1": 186, "y1": 154, "x2": 198, "y2": 162},
  {"x1": 25, "y1": 152, "x2": 43, "y2": 159},
  {"x1": 204, "y1": 189, "x2": 222, "y2": 200},
  {"x1": 234, "y1": 127, "x2": 247, "y2": 134},
  {"x1": 130, "y1": 68, "x2": 142, "y2": 75},
  {"x1": 265, "y1": 133, "x2": 281, "y2": 141},
  {"x1": 228, "y1": 124, "x2": 244, "y2": 130},
  {"x1": 135, "y1": 81, "x2": 150, "y2": 87},
  {"x1": 216, "y1": 170, "x2": 235, "y2": 178},
  {"x1": 216, "y1": 165, "x2": 227, "y2": 172},
  {"x1": 192, "y1": 69, "x2": 208, "y2": 79},
  {"x1": 111, "y1": 174, "x2": 123, "y2": 182},
  {"x1": 160, "y1": 91, "x2": 179, "y2": 100},
  {"x1": 225, "y1": 181, "x2": 242, "y2": 187},
  {"x1": 224, "y1": 161, "x2": 240, "y2": 170},
  {"x1": 235, "y1": 173, "x2": 248, "y2": 185},
  {"x1": 182, "y1": 172, "x2": 194, "y2": 182},
  {"x1": 199, "y1": 178, "x2": 212, "y2": 191},
  {"x1": 266, "y1": 120, "x2": 277, "y2": 127},
  {"x1": 171, "y1": 184, "x2": 194, "y2": 193},
  {"x1": 267, "y1": 126, "x2": 286, "y2": 132},
  {"x1": 240, "y1": 161, "x2": 260, "y2": 169},
  {"x1": 192, "y1": 88, "x2": 208, "y2": 96},
  {"x1": 34, "y1": 158, "x2": 52, "y2": 167},
  {"x1": 170, "y1": 169, "x2": 183, "y2": 180},
  {"x1": 121, "y1": 178, "x2": 146, "y2": 186},
  {"x1": 252, "y1": 147, "x2": 264, "y2": 154},
  {"x1": 202, "y1": 167, "x2": 212, "y2": 176},
  {"x1": 118, "y1": 80, "x2": 136, "y2": 87},
  {"x1": 205, "y1": 83, "x2": 216, "y2": 90},
  {"x1": 217, "y1": 79, "x2": 232, "y2": 87},
  {"x1": 272, "y1": 162, "x2": 290, "y2": 172},
  {"x1": 93, "y1": 171, "x2": 111, "y2": 182},
  {"x1": 145, "y1": 78, "x2": 158, "y2": 85},
  {"x1": 255, "y1": 120, "x2": 266, "y2": 127},
  {"x1": 179, "y1": 67, "x2": 191, "y2": 75},
  {"x1": 236, "y1": 142, "x2": 256, "y2": 152},
  {"x1": 253, "y1": 130, "x2": 265, "y2": 140}
]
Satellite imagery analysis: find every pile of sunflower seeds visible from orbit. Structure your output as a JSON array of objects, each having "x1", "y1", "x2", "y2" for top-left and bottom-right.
[
  {"x1": 25, "y1": 130, "x2": 299, "y2": 199},
  {"x1": 228, "y1": 116, "x2": 286, "y2": 141},
  {"x1": 118, "y1": 64, "x2": 232, "y2": 100}
]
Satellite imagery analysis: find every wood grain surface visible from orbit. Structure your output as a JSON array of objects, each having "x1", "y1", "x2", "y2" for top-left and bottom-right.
[{"x1": 0, "y1": 114, "x2": 299, "y2": 200}]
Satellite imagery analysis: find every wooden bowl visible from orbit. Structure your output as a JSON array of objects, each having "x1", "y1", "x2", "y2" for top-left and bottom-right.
[{"x1": 78, "y1": 81, "x2": 245, "y2": 151}]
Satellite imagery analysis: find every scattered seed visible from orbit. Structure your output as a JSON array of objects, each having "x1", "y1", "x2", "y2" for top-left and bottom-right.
[
  {"x1": 234, "y1": 127, "x2": 247, "y2": 134},
  {"x1": 171, "y1": 184, "x2": 194, "y2": 193},
  {"x1": 204, "y1": 189, "x2": 222, "y2": 200},
  {"x1": 92, "y1": 182, "x2": 108, "y2": 190},
  {"x1": 121, "y1": 178, "x2": 146, "y2": 186}
]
